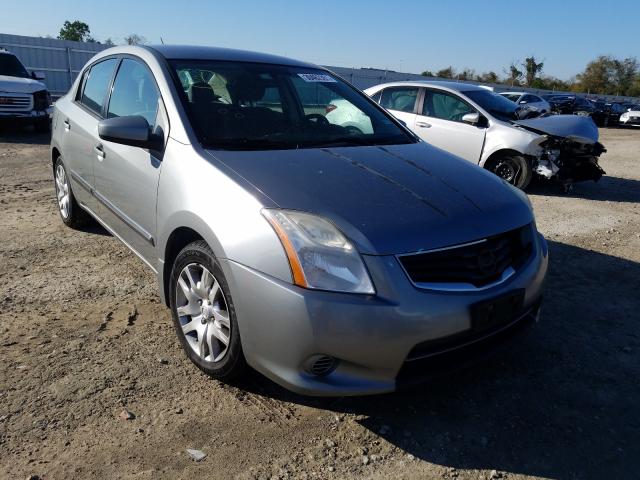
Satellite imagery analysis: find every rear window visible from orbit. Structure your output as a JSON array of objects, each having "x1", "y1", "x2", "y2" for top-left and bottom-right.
[{"x1": 79, "y1": 58, "x2": 117, "y2": 114}]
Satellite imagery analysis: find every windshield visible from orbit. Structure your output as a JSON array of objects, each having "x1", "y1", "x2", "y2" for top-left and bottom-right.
[
  {"x1": 501, "y1": 93, "x2": 521, "y2": 102},
  {"x1": 170, "y1": 60, "x2": 414, "y2": 150},
  {"x1": 0, "y1": 54, "x2": 30, "y2": 79},
  {"x1": 463, "y1": 90, "x2": 521, "y2": 121}
]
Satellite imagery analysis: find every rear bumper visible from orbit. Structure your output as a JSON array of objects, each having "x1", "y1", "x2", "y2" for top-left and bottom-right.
[{"x1": 221, "y1": 233, "x2": 548, "y2": 396}]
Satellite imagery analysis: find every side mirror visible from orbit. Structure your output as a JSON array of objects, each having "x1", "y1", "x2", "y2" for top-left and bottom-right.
[
  {"x1": 98, "y1": 115, "x2": 163, "y2": 150},
  {"x1": 31, "y1": 71, "x2": 46, "y2": 80},
  {"x1": 461, "y1": 112, "x2": 480, "y2": 125}
]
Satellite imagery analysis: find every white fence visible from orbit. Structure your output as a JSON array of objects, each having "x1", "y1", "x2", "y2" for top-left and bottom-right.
[{"x1": 0, "y1": 33, "x2": 108, "y2": 97}]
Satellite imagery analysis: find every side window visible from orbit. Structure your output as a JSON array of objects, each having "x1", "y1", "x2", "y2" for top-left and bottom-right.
[
  {"x1": 522, "y1": 94, "x2": 538, "y2": 103},
  {"x1": 79, "y1": 58, "x2": 117, "y2": 114},
  {"x1": 107, "y1": 58, "x2": 160, "y2": 127},
  {"x1": 378, "y1": 87, "x2": 419, "y2": 113},
  {"x1": 423, "y1": 90, "x2": 475, "y2": 122}
]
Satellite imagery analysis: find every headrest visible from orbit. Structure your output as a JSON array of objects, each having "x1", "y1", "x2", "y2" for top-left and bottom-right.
[{"x1": 228, "y1": 76, "x2": 266, "y2": 102}]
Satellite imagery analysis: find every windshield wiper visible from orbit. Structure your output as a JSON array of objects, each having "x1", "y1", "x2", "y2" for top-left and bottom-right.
[{"x1": 206, "y1": 137, "x2": 296, "y2": 150}]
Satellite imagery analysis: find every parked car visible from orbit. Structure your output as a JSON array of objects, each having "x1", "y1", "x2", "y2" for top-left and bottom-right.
[
  {"x1": 590, "y1": 101, "x2": 626, "y2": 127},
  {"x1": 362, "y1": 81, "x2": 605, "y2": 190},
  {"x1": 499, "y1": 91, "x2": 551, "y2": 114},
  {"x1": 619, "y1": 107, "x2": 640, "y2": 127},
  {"x1": 619, "y1": 102, "x2": 640, "y2": 112},
  {"x1": 541, "y1": 94, "x2": 595, "y2": 117},
  {"x1": 50, "y1": 45, "x2": 548, "y2": 396},
  {"x1": 0, "y1": 47, "x2": 51, "y2": 132}
]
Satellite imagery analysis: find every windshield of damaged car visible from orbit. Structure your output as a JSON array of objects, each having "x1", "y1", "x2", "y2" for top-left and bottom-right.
[
  {"x1": 463, "y1": 90, "x2": 522, "y2": 121},
  {"x1": 170, "y1": 61, "x2": 415, "y2": 150},
  {"x1": 0, "y1": 54, "x2": 30, "y2": 78}
]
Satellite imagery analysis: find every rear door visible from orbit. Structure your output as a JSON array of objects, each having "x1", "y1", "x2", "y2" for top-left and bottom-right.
[
  {"x1": 413, "y1": 88, "x2": 486, "y2": 163},
  {"x1": 62, "y1": 57, "x2": 118, "y2": 212},
  {"x1": 94, "y1": 57, "x2": 167, "y2": 265},
  {"x1": 372, "y1": 86, "x2": 420, "y2": 128}
]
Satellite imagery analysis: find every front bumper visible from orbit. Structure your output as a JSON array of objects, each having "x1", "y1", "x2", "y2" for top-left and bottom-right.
[
  {"x1": 620, "y1": 117, "x2": 640, "y2": 126},
  {"x1": 0, "y1": 108, "x2": 51, "y2": 123},
  {"x1": 222, "y1": 233, "x2": 548, "y2": 396}
]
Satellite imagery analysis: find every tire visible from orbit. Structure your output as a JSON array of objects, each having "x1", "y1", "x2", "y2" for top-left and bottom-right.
[
  {"x1": 169, "y1": 240, "x2": 247, "y2": 381},
  {"x1": 35, "y1": 118, "x2": 51, "y2": 134},
  {"x1": 486, "y1": 153, "x2": 532, "y2": 190},
  {"x1": 54, "y1": 156, "x2": 90, "y2": 228}
]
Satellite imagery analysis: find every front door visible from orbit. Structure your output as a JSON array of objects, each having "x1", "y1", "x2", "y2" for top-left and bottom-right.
[
  {"x1": 415, "y1": 88, "x2": 486, "y2": 163},
  {"x1": 93, "y1": 57, "x2": 167, "y2": 266}
]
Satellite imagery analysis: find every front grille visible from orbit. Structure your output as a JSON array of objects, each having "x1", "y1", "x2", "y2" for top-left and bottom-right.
[
  {"x1": 398, "y1": 224, "x2": 534, "y2": 288},
  {"x1": 0, "y1": 93, "x2": 33, "y2": 112}
]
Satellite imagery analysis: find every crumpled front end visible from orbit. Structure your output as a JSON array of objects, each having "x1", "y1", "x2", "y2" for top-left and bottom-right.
[
  {"x1": 532, "y1": 135, "x2": 606, "y2": 184},
  {"x1": 516, "y1": 115, "x2": 606, "y2": 187}
]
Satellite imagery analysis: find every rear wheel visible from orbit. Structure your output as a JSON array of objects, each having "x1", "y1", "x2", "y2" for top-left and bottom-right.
[
  {"x1": 54, "y1": 156, "x2": 90, "y2": 228},
  {"x1": 169, "y1": 241, "x2": 247, "y2": 381},
  {"x1": 486, "y1": 153, "x2": 532, "y2": 190}
]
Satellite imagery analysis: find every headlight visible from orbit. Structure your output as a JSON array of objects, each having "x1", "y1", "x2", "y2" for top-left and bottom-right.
[
  {"x1": 262, "y1": 209, "x2": 375, "y2": 294},
  {"x1": 620, "y1": 112, "x2": 629, "y2": 119}
]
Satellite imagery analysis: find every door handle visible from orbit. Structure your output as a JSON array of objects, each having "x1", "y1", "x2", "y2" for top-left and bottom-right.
[
  {"x1": 416, "y1": 121, "x2": 431, "y2": 128},
  {"x1": 63, "y1": 119, "x2": 70, "y2": 131},
  {"x1": 94, "y1": 144, "x2": 105, "y2": 160}
]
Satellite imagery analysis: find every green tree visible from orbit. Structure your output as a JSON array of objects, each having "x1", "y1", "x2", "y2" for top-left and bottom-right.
[
  {"x1": 420, "y1": 69, "x2": 434, "y2": 77},
  {"x1": 612, "y1": 57, "x2": 638, "y2": 95},
  {"x1": 476, "y1": 71, "x2": 499, "y2": 83},
  {"x1": 575, "y1": 55, "x2": 618, "y2": 94},
  {"x1": 457, "y1": 68, "x2": 476, "y2": 81},
  {"x1": 58, "y1": 20, "x2": 91, "y2": 42},
  {"x1": 436, "y1": 66, "x2": 455, "y2": 79},
  {"x1": 523, "y1": 56, "x2": 544, "y2": 86},
  {"x1": 124, "y1": 34, "x2": 146, "y2": 45},
  {"x1": 505, "y1": 62, "x2": 523, "y2": 86}
]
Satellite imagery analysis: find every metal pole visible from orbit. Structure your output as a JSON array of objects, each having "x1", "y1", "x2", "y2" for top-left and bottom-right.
[{"x1": 66, "y1": 47, "x2": 73, "y2": 86}]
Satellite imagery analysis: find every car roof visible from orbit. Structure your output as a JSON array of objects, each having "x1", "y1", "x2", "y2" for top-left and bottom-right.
[
  {"x1": 144, "y1": 45, "x2": 317, "y2": 69},
  {"x1": 369, "y1": 80, "x2": 489, "y2": 93},
  {"x1": 499, "y1": 91, "x2": 526, "y2": 95}
]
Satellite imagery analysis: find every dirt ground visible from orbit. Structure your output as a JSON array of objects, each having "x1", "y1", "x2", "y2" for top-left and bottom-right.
[{"x1": 0, "y1": 127, "x2": 639, "y2": 480}]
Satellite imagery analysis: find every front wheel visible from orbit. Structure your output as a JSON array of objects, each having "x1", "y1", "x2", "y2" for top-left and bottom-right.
[
  {"x1": 169, "y1": 240, "x2": 247, "y2": 381},
  {"x1": 54, "y1": 156, "x2": 90, "y2": 228},
  {"x1": 485, "y1": 153, "x2": 532, "y2": 190}
]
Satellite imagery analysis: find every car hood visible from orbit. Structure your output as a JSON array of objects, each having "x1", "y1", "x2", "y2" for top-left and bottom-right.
[
  {"x1": 514, "y1": 115, "x2": 598, "y2": 143},
  {"x1": 0, "y1": 75, "x2": 47, "y2": 94},
  {"x1": 206, "y1": 142, "x2": 533, "y2": 255}
]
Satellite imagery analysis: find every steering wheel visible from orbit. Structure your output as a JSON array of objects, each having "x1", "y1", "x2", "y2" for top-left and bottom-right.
[{"x1": 305, "y1": 113, "x2": 329, "y2": 125}]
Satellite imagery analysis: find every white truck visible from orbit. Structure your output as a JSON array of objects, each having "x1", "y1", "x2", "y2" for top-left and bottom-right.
[{"x1": 0, "y1": 48, "x2": 51, "y2": 132}]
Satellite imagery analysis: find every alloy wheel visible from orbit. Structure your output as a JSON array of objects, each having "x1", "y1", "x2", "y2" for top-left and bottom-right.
[
  {"x1": 55, "y1": 164, "x2": 70, "y2": 219},
  {"x1": 175, "y1": 263, "x2": 231, "y2": 363}
]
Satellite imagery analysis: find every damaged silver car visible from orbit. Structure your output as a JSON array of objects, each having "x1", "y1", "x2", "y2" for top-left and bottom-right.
[{"x1": 363, "y1": 81, "x2": 606, "y2": 190}]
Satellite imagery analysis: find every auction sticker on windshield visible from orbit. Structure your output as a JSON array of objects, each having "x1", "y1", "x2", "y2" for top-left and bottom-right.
[{"x1": 297, "y1": 73, "x2": 336, "y2": 82}]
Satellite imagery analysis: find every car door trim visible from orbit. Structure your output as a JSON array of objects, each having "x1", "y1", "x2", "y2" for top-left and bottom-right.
[
  {"x1": 76, "y1": 201, "x2": 158, "y2": 274},
  {"x1": 69, "y1": 168, "x2": 155, "y2": 246}
]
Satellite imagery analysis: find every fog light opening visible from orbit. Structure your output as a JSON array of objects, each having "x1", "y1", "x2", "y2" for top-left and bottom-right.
[{"x1": 303, "y1": 355, "x2": 338, "y2": 377}]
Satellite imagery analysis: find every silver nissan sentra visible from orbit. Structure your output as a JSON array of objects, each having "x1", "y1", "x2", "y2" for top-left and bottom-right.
[{"x1": 50, "y1": 45, "x2": 548, "y2": 396}]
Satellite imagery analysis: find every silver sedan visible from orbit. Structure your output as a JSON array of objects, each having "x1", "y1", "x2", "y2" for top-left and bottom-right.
[{"x1": 50, "y1": 45, "x2": 547, "y2": 396}]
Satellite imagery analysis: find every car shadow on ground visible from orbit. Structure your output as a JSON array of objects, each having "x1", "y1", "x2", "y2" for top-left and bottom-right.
[
  {"x1": 0, "y1": 127, "x2": 50, "y2": 145},
  {"x1": 528, "y1": 176, "x2": 640, "y2": 203},
  {"x1": 235, "y1": 240, "x2": 640, "y2": 478}
]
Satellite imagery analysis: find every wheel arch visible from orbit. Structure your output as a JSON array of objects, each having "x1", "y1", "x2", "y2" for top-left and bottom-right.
[
  {"x1": 482, "y1": 148, "x2": 527, "y2": 169},
  {"x1": 161, "y1": 225, "x2": 208, "y2": 306}
]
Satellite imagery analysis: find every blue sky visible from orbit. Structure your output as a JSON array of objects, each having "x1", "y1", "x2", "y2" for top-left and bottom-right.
[{"x1": 1, "y1": 0, "x2": 638, "y2": 79}]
